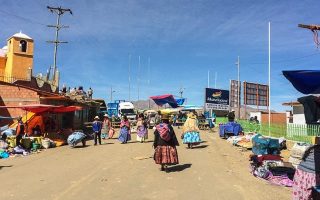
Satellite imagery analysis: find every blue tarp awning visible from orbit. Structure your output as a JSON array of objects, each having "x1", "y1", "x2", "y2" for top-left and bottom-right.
[
  {"x1": 283, "y1": 70, "x2": 320, "y2": 94},
  {"x1": 150, "y1": 94, "x2": 179, "y2": 108},
  {"x1": 175, "y1": 98, "x2": 185, "y2": 106}
]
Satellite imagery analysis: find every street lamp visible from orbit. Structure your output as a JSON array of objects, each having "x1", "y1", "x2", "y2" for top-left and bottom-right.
[{"x1": 179, "y1": 87, "x2": 185, "y2": 98}]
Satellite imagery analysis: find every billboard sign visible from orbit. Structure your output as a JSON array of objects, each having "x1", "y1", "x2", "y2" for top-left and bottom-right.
[
  {"x1": 230, "y1": 80, "x2": 241, "y2": 108},
  {"x1": 205, "y1": 88, "x2": 229, "y2": 111},
  {"x1": 243, "y1": 82, "x2": 269, "y2": 106}
]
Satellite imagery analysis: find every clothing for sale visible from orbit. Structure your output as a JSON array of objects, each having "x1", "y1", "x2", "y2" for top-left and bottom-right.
[
  {"x1": 298, "y1": 95, "x2": 320, "y2": 124},
  {"x1": 298, "y1": 145, "x2": 320, "y2": 174}
]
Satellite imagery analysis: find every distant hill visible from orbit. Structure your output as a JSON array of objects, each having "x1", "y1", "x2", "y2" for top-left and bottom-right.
[
  {"x1": 132, "y1": 99, "x2": 159, "y2": 110},
  {"x1": 132, "y1": 99, "x2": 278, "y2": 119}
]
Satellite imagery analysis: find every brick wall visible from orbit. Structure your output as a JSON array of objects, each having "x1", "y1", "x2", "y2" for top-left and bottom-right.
[
  {"x1": 0, "y1": 84, "x2": 39, "y2": 126},
  {"x1": 261, "y1": 113, "x2": 286, "y2": 124}
]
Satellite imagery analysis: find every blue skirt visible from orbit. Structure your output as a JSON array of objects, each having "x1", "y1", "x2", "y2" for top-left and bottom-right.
[
  {"x1": 183, "y1": 131, "x2": 201, "y2": 144},
  {"x1": 118, "y1": 127, "x2": 131, "y2": 143}
]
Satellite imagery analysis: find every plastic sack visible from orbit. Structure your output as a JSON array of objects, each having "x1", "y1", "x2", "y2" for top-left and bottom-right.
[
  {"x1": 252, "y1": 134, "x2": 269, "y2": 155},
  {"x1": 0, "y1": 151, "x2": 9, "y2": 159}
]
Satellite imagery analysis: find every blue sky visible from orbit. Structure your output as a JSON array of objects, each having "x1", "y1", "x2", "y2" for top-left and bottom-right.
[{"x1": 1, "y1": 0, "x2": 320, "y2": 111}]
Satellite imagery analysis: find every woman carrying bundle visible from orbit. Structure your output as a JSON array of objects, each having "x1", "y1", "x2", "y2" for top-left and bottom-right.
[
  {"x1": 153, "y1": 114, "x2": 179, "y2": 171},
  {"x1": 182, "y1": 112, "x2": 201, "y2": 149}
]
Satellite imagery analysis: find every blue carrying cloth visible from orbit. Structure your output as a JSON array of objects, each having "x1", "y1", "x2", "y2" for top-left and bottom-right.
[{"x1": 67, "y1": 132, "x2": 86, "y2": 146}]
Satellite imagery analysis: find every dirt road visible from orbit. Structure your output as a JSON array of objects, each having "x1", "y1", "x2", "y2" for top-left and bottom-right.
[{"x1": 0, "y1": 128, "x2": 291, "y2": 200}]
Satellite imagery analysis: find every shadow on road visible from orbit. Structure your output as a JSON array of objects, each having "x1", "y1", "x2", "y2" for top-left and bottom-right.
[
  {"x1": 128, "y1": 141, "x2": 154, "y2": 144},
  {"x1": 0, "y1": 165, "x2": 13, "y2": 170},
  {"x1": 101, "y1": 142, "x2": 115, "y2": 145},
  {"x1": 73, "y1": 145, "x2": 90, "y2": 148},
  {"x1": 167, "y1": 163, "x2": 192, "y2": 173},
  {"x1": 192, "y1": 145, "x2": 209, "y2": 149}
]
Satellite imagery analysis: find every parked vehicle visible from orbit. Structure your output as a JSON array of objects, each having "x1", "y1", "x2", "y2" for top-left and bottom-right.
[
  {"x1": 144, "y1": 110, "x2": 157, "y2": 129},
  {"x1": 118, "y1": 102, "x2": 136, "y2": 122}
]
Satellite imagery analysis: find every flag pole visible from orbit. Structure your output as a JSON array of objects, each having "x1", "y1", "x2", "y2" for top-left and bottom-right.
[{"x1": 268, "y1": 22, "x2": 271, "y2": 136}]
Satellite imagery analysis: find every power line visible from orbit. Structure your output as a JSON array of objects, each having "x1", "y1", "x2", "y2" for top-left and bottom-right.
[
  {"x1": 0, "y1": 9, "x2": 46, "y2": 26},
  {"x1": 245, "y1": 52, "x2": 319, "y2": 65}
]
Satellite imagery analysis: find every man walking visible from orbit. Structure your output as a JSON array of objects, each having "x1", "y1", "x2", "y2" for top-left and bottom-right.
[{"x1": 92, "y1": 116, "x2": 102, "y2": 145}]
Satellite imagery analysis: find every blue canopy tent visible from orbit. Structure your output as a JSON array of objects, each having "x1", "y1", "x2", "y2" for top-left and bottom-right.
[{"x1": 283, "y1": 70, "x2": 320, "y2": 94}]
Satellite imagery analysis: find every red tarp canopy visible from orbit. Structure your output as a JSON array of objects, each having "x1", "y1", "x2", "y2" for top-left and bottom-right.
[
  {"x1": 0, "y1": 104, "x2": 83, "y2": 113},
  {"x1": 150, "y1": 94, "x2": 178, "y2": 108}
]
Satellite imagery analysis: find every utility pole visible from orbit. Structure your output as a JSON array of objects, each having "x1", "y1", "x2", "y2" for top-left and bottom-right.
[
  {"x1": 298, "y1": 24, "x2": 320, "y2": 47},
  {"x1": 46, "y1": 6, "x2": 72, "y2": 83},
  {"x1": 235, "y1": 56, "x2": 240, "y2": 119}
]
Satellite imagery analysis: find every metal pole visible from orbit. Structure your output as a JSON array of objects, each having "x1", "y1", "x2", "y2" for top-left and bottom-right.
[
  {"x1": 128, "y1": 54, "x2": 131, "y2": 101},
  {"x1": 237, "y1": 56, "x2": 240, "y2": 119},
  {"x1": 110, "y1": 86, "x2": 113, "y2": 102},
  {"x1": 52, "y1": 13, "x2": 60, "y2": 81},
  {"x1": 208, "y1": 70, "x2": 210, "y2": 88},
  {"x1": 138, "y1": 56, "x2": 140, "y2": 101},
  {"x1": 268, "y1": 22, "x2": 271, "y2": 136},
  {"x1": 215, "y1": 72, "x2": 217, "y2": 88}
]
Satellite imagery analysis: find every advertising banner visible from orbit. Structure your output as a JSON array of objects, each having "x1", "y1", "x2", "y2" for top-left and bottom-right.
[{"x1": 205, "y1": 88, "x2": 229, "y2": 111}]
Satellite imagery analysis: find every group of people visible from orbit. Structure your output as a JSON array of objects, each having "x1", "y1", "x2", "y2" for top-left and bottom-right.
[
  {"x1": 92, "y1": 114, "x2": 113, "y2": 145},
  {"x1": 90, "y1": 110, "x2": 202, "y2": 171}
]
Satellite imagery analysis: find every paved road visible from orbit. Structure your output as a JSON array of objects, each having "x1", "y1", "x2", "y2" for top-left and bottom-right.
[{"x1": 0, "y1": 128, "x2": 291, "y2": 200}]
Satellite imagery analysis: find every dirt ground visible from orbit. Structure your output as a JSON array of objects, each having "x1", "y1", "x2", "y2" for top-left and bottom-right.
[{"x1": 0, "y1": 127, "x2": 291, "y2": 200}]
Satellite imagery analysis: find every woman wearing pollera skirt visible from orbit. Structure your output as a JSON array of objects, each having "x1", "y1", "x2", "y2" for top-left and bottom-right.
[
  {"x1": 118, "y1": 115, "x2": 131, "y2": 144},
  {"x1": 136, "y1": 114, "x2": 148, "y2": 143},
  {"x1": 153, "y1": 114, "x2": 179, "y2": 171},
  {"x1": 182, "y1": 112, "x2": 201, "y2": 149}
]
